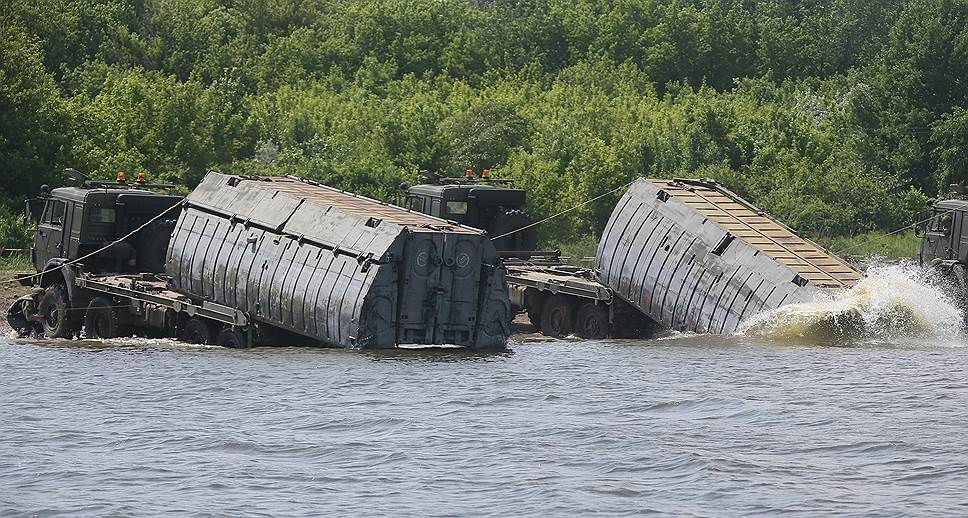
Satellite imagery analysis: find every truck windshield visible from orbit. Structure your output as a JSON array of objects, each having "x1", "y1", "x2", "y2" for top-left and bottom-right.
[
  {"x1": 930, "y1": 211, "x2": 953, "y2": 235},
  {"x1": 446, "y1": 201, "x2": 468, "y2": 215},
  {"x1": 41, "y1": 200, "x2": 66, "y2": 227},
  {"x1": 407, "y1": 197, "x2": 424, "y2": 212},
  {"x1": 90, "y1": 207, "x2": 116, "y2": 223}
]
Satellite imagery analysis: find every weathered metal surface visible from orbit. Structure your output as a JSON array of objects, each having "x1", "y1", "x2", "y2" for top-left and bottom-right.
[
  {"x1": 596, "y1": 178, "x2": 863, "y2": 334},
  {"x1": 166, "y1": 172, "x2": 510, "y2": 348}
]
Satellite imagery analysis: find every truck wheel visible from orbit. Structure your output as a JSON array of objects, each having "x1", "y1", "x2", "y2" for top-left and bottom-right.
[
  {"x1": 84, "y1": 297, "x2": 121, "y2": 339},
  {"x1": 525, "y1": 288, "x2": 546, "y2": 327},
  {"x1": 540, "y1": 295, "x2": 576, "y2": 338},
  {"x1": 527, "y1": 308, "x2": 542, "y2": 328},
  {"x1": 136, "y1": 219, "x2": 177, "y2": 273},
  {"x1": 951, "y1": 263, "x2": 968, "y2": 294},
  {"x1": 180, "y1": 317, "x2": 212, "y2": 344},
  {"x1": 215, "y1": 328, "x2": 247, "y2": 348},
  {"x1": 488, "y1": 209, "x2": 538, "y2": 253},
  {"x1": 576, "y1": 302, "x2": 610, "y2": 339},
  {"x1": 39, "y1": 284, "x2": 75, "y2": 338}
]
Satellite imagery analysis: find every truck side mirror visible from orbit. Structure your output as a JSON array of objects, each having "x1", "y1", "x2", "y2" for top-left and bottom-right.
[{"x1": 23, "y1": 199, "x2": 31, "y2": 224}]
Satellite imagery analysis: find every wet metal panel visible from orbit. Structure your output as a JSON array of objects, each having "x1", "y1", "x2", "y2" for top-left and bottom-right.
[
  {"x1": 166, "y1": 172, "x2": 510, "y2": 349},
  {"x1": 596, "y1": 178, "x2": 863, "y2": 334}
]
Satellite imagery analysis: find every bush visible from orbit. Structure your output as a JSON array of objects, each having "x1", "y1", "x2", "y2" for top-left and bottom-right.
[{"x1": 0, "y1": 209, "x2": 33, "y2": 249}]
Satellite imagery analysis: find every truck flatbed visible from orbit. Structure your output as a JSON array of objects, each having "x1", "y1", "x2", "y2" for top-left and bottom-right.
[
  {"x1": 75, "y1": 274, "x2": 248, "y2": 327},
  {"x1": 505, "y1": 264, "x2": 611, "y2": 302}
]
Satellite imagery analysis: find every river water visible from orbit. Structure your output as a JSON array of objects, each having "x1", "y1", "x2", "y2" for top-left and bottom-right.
[{"x1": 3, "y1": 264, "x2": 968, "y2": 516}]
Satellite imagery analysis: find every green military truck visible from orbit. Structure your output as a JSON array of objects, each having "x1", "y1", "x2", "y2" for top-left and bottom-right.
[
  {"x1": 21, "y1": 172, "x2": 182, "y2": 338},
  {"x1": 916, "y1": 187, "x2": 968, "y2": 291}
]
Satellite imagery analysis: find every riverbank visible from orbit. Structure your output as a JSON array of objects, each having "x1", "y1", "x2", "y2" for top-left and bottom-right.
[
  {"x1": 0, "y1": 255, "x2": 30, "y2": 334},
  {"x1": 0, "y1": 254, "x2": 31, "y2": 283}
]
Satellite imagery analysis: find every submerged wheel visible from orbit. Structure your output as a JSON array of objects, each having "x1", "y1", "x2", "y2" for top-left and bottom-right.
[
  {"x1": 39, "y1": 284, "x2": 75, "y2": 338},
  {"x1": 539, "y1": 294, "x2": 576, "y2": 338},
  {"x1": 575, "y1": 301, "x2": 610, "y2": 339},
  {"x1": 84, "y1": 296, "x2": 121, "y2": 339},
  {"x1": 180, "y1": 317, "x2": 213, "y2": 344},
  {"x1": 215, "y1": 328, "x2": 247, "y2": 348}
]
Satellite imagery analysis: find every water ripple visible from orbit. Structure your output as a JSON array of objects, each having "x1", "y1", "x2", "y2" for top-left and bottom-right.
[{"x1": 2, "y1": 336, "x2": 968, "y2": 516}]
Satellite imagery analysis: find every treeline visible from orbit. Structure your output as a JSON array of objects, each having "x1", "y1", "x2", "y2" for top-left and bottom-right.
[{"x1": 2, "y1": 0, "x2": 967, "y2": 247}]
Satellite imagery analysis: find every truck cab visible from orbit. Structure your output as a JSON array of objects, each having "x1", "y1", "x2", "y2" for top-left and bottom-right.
[
  {"x1": 919, "y1": 200, "x2": 968, "y2": 266},
  {"x1": 31, "y1": 185, "x2": 183, "y2": 276},
  {"x1": 404, "y1": 181, "x2": 537, "y2": 253}
]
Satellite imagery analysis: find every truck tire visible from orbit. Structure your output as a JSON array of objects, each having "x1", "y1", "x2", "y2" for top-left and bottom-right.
[
  {"x1": 84, "y1": 297, "x2": 122, "y2": 339},
  {"x1": 527, "y1": 308, "x2": 543, "y2": 328},
  {"x1": 215, "y1": 328, "x2": 247, "y2": 348},
  {"x1": 540, "y1": 294, "x2": 576, "y2": 338},
  {"x1": 576, "y1": 301, "x2": 610, "y2": 339},
  {"x1": 488, "y1": 209, "x2": 538, "y2": 253},
  {"x1": 39, "y1": 284, "x2": 75, "y2": 338},
  {"x1": 524, "y1": 288, "x2": 545, "y2": 327},
  {"x1": 136, "y1": 218, "x2": 177, "y2": 273},
  {"x1": 951, "y1": 263, "x2": 968, "y2": 294},
  {"x1": 180, "y1": 317, "x2": 213, "y2": 344}
]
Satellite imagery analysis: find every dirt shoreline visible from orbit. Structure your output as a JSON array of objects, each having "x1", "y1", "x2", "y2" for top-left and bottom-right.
[{"x1": 0, "y1": 274, "x2": 28, "y2": 336}]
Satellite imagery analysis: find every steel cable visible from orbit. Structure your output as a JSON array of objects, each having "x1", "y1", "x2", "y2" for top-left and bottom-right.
[{"x1": 490, "y1": 181, "x2": 635, "y2": 242}]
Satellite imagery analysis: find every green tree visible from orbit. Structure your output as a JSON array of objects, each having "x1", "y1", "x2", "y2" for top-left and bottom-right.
[
  {"x1": 0, "y1": 22, "x2": 69, "y2": 210},
  {"x1": 438, "y1": 99, "x2": 528, "y2": 175}
]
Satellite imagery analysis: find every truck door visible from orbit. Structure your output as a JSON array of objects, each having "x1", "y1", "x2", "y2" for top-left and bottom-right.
[
  {"x1": 34, "y1": 199, "x2": 67, "y2": 269},
  {"x1": 921, "y1": 210, "x2": 955, "y2": 263}
]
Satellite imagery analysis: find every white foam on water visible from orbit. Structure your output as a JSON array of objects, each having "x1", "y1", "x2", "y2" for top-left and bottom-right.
[{"x1": 738, "y1": 261, "x2": 966, "y2": 345}]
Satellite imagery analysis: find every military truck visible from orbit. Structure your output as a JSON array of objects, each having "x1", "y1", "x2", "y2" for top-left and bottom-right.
[
  {"x1": 507, "y1": 178, "x2": 863, "y2": 338},
  {"x1": 13, "y1": 169, "x2": 511, "y2": 349},
  {"x1": 916, "y1": 188, "x2": 968, "y2": 291},
  {"x1": 22, "y1": 171, "x2": 182, "y2": 338},
  {"x1": 403, "y1": 170, "x2": 538, "y2": 253}
]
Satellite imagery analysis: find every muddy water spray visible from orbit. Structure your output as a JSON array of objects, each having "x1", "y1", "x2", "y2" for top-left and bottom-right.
[{"x1": 738, "y1": 262, "x2": 964, "y2": 343}]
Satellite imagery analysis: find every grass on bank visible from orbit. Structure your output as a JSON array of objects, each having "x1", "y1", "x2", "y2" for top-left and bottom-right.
[
  {"x1": 820, "y1": 231, "x2": 920, "y2": 261},
  {"x1": 0, "y1": 254, "x2": 32, "y2": 300},
  {"x1": 547, "y1": 235, "x2": 600, "y2": 265}
]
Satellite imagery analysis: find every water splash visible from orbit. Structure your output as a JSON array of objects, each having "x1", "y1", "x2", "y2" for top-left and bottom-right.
[{"x1": 739, "y1": 261, "x2": 965, "y2": 344}]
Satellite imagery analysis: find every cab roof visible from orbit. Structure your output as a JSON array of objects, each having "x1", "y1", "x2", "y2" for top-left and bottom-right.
[
  {"x1": 407, "y1": 183, "x2": 526, "y2": 196},
  {"x1": 50, "y1": 186, "x2": 175, "y2": 203},
  {"x1": 936, "y1": 199, "x2": 968, "y2": 211}
]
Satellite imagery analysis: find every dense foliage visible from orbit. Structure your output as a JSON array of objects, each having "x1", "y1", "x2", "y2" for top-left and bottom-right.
[{"x1": 2, "y1": 0, "x2": 966, "y2": 248}]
